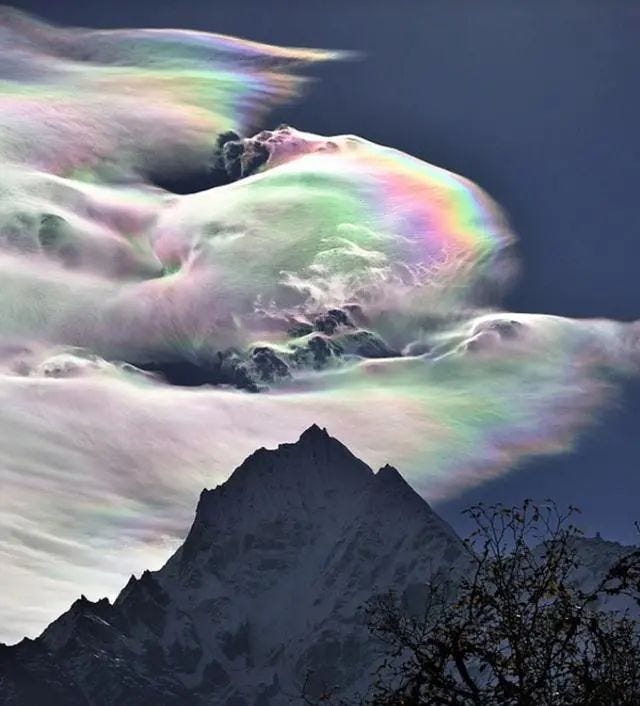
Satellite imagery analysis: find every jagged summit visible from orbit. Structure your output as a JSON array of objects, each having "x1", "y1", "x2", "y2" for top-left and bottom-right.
[
  {"x1": 299, "y1": 422, "x2": 329, "y2": 439},
  {"x1": 188, "y1": 425, "x2": 436, "y2": 553},
  {"x1": 0, "y1": 428, "x2": 465, "y2": 706},
  {"x1": 220, "y1": 423, "x2": 366, "y2": 478},
  {"x1": 195, "y1": 425, "x2": 376, "y2": 524},
  {"x1": 377, "y1": 462, "x2": 403, "y2": 480}
]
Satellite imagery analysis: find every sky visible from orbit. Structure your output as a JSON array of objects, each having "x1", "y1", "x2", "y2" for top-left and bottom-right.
[
  {"x1": 10, "y1": 0, "x2": 638, "y2": 530},
  {"x1": 9, "y1": 0, "x2": 638, "y2": 320},
  {"x1": 0, "y1": 0, "x2": 639, "y2": 642}
]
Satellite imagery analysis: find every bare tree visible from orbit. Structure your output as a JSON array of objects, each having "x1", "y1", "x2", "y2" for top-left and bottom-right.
[{"x1": 365, "y1": 501, "x2": 640, "y2": 706}]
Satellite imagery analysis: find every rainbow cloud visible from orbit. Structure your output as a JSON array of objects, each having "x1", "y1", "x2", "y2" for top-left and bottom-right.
[
  {"x1": 0, "y1": 6, "x2": 343, "y2": 177},
  {"x1": 0, "y1": 9, "x2": 638, "y2": 645}
]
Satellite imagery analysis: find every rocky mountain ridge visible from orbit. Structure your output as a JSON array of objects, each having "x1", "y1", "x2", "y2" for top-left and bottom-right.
[
  {"x1": 0, "y1": 425, "x2": 465, "y2": 705},
  {"x1": 1, "y1": 426, "x2": 634, "y2": 705}
]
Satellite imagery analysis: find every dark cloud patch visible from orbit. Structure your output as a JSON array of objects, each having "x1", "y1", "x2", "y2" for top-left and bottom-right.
[
  {"x1": 213, "y1": 132, "x2": 271, "y2": 181},
  {"x1": 313, "y1": 308, "x2": 354, "y2": 336},
  {"x1": 127, "y1": 308, "x2": 398, "y2": 391},
  {"x1": 147, "y1": 129, "x2": 275, "y2": 194},
  {"x1": 335, "y1": 330, "x2": 398, "y2": 358},
  {"x1": 130, "y1": 353, "x2": 262, "y2": 392},
  {"x1": 290, "y1": 335, "x2": 343, "y2": 370}
]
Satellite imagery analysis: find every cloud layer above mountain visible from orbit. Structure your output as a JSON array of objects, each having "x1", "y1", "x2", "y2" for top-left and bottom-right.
[{"x1": 0, "y1": 8, "x2": 638, "y2": 644}]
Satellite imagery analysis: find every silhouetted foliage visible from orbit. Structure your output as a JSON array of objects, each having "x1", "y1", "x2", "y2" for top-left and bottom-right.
[
  {"x1": 300, "y1": 501, "x2": 640, "y2": 705},
  {"x1": 365, "y1": 501, "x2": 640, "y2": 705}
]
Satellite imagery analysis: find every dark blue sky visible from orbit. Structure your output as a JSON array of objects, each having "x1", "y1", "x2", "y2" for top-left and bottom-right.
[{"x1": 10, "y1": 0, "x2": 640, "y2": 542}]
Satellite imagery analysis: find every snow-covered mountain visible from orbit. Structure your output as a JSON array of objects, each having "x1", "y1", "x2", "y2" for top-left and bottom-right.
[{"x1": 0, "y1": 425, "x2": 466, "y2": 705}]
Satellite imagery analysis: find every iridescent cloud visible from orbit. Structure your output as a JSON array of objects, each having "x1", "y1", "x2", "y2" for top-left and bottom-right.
[
  {"x1": 0, "y1": 9, "x2": 638, "y2": 645},
  {"x1": 0, "y1": 6, "x2": 342, "y2": 178}
]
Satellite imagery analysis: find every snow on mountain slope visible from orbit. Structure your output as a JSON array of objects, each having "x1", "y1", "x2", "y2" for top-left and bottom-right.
[
  {"x1": 1, "y1": 426, "x2": 637, "y2": 705},
  {"x1": 0, "y1": 425, "x2": 466, "y2": 705}
]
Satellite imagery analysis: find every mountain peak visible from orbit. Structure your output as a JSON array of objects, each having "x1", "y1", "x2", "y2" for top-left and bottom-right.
[
  {"x1": 192, "y1": 425, "x2": 374, "y2": 532},
  {"x1": 298, "y1": 423, "x2": 330, "y2": 441},
  {"x1": 221, "y1": 424, "x2": 370, "y2": 488},
  {"x1": 376, "y1": 463, "x2": 416, "y2": 491},
  {"x1": 3, "y1": 428, "x2": 467, "y2": 705},
  {"x1": 376, "y1": 463, "x2": 401, "y2": 479}
]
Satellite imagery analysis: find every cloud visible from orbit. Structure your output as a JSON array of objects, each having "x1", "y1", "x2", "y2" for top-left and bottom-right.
[
  {"x1": 0, "y1": 311, "x2": 636, "y2": 643},
  {"x1": 0, "y1": 126, "x2": 516, "y2": 362},
  {"x1": 0, "y1": 11, "x2": 638, "y2": 645},
  {"x1": 0, "y1": 7, "x2": 342, "y2": 179}
]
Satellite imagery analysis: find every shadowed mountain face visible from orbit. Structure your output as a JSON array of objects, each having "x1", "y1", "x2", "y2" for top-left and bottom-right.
[{"x1": 0, "y1": 426, "x2": 466, "y2": 705}]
